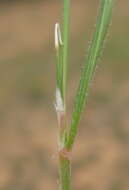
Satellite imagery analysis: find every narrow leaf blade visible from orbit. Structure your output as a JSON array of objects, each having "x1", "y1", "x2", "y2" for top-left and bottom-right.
[{"x1": 66, "y1": 0, "x2": 114, "y2": 149}]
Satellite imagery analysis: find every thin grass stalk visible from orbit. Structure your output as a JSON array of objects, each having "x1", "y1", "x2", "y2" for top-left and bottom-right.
[
  {"x1": 59, "y1": 154, "x2": 71, "y2": 190},
  {"x1": 62, "y1": 0, "x2": 70, "y2": 103},
  {"x1": 58, "y1": 0, "x2": 71, "y2": 189},
  {"x1": 55, "y1": 0, "x2": 71, "y2": 189}
]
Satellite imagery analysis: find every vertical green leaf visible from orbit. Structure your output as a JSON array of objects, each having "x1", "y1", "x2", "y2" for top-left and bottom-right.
[{"x1": 66, "y1": 0, "x2": 114, "y2": 150}]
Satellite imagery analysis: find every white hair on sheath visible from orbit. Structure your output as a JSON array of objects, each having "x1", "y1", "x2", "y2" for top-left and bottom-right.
[
  {"x1": 55, "y1": 23, "x2": 63, "y2": 50},
  {"x1": 55, "y1": 88, "x2": 64, "y2": 112}
]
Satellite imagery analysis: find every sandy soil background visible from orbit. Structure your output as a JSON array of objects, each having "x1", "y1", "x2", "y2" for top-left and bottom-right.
[{"x1": 0, "y1": 0, "x2": 129, "y2": 190}]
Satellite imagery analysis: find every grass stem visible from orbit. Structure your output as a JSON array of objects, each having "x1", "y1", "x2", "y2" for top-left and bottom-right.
[
  {"x1": 62, "y1": 0, "x2": 70, "y2": 104},
  {"x1": 58, "y1": 0, "x2": 71, "y2": 189},
  {"x1": 59, "y1": 154, "x2": 71, "y2": 190}
]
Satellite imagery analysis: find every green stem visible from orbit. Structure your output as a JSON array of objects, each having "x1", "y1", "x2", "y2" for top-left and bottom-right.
[
  {"x1": 59, "y1": 155, "x2": 71, "y2": 190},
  {"x1": 58, "y1": 1, "x2": 71, "y2": 190},
  {"x1": 59, "y1": 0, "x2": 71, "y2": 190},
  {"x1": 62, "y1": 0, "x2": 70, "y2": 103}
]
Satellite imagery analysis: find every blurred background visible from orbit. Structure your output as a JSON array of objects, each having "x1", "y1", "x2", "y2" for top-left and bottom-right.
[{"x1": 0, "y1": 0, "x2": 129, "y2": 190}]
